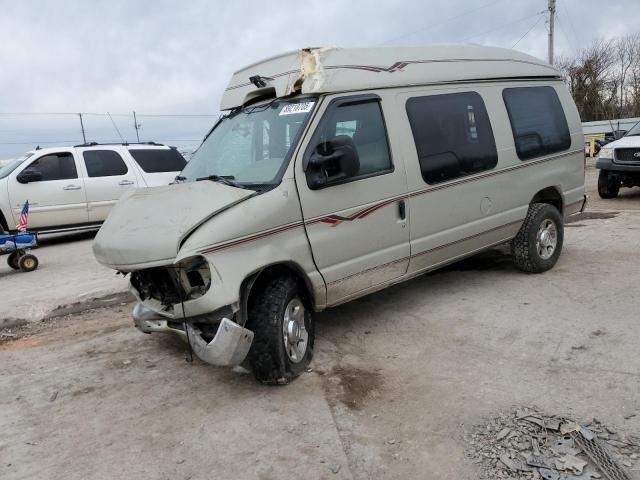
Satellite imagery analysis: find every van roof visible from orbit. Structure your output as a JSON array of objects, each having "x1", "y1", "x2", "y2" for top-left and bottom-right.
[{"x1": 221, "y1": 45, "x2": 560, "y2": 110}]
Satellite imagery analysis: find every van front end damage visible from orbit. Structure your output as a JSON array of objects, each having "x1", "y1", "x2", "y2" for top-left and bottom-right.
[{"x1": 129, "y1": 261, "x2": 254, "y2": 367}]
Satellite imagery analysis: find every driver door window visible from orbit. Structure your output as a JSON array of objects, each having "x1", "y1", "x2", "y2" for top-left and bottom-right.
[
  {"x1": 27, "y1": 152, "x2": 78, "y2": 181},
  {"x1": 308, "y1": 98, "x2": 393, "y2": 185}
]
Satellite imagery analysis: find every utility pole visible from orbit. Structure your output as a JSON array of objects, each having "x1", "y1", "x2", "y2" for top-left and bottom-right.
[
  {"x1": 547, "y1": 0, "x2": 556, "y2": 65},
  {"x1": 133, "y1": 111, "x2": 141, "y2": 142},
  {"x1": 78, "y1": 113, "x2": 87, "y2": 144}
]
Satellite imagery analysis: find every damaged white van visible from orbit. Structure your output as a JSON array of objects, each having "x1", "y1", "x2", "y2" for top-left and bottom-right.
[{"x1": 94, "y1": 45, "x2": 586, "y2": 384}]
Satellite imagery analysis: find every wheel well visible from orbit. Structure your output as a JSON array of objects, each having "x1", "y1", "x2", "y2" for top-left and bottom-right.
[
  {"x1": 531, "y1": 187, "x2": 563, "y2": 214},
  {"x1": 241, "y1": 263, "x2": 315, "y2": 317}
]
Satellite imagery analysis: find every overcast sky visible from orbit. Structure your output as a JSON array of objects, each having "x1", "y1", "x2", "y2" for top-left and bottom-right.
[{"x1": 1, "y1": 0, "x2": 639, "y2": 158}]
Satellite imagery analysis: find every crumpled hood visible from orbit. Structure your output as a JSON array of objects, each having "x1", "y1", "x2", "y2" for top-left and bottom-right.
[{"x1": 93, "y1": 181, "x2": 255, "y2": 269}]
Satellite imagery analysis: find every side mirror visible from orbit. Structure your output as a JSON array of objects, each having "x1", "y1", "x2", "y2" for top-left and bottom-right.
[
  {"x1": 305, "y1": 135, "x2": 360, "y2": 189},
  {"x1": 17, "y1": 169, "x2": 42, "y2": 184}
]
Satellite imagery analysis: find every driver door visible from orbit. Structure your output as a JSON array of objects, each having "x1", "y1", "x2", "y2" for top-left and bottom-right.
[
  {"x1": 8, "y1": 150, "x2": 88, "y2": 229},
  {"x1": 296, "y1": 93, "x2": 410, "y2": 306}
]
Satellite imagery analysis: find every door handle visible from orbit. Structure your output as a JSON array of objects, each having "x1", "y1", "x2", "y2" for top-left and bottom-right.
[
  {"x1": 118, "y1": 180, "x2": 135, "y2": 186},
  {"x1": 63, "y1": 185, "x2": 81, "y2": 190},
  {"x1": 398, "y1": 199, "x2": 406, "y2": 220}
]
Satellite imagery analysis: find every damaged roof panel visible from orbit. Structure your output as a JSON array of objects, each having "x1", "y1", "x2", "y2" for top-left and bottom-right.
[{"x1": 220, "y1": 45, "x2": 560, "y2": 111}]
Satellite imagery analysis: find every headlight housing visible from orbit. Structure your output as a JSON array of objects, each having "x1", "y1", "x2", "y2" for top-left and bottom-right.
[
  {"x1": 599, "y1": 147, "x2": 614, "y2": 160},
  {"x1": 175, "y1": 256, "x2": 212, "y2": 300},
  {"x1": 130, "y1": 256, "x2": 212, "y2": 306}
]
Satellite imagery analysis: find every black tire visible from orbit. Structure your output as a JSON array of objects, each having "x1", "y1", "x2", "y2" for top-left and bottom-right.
[
  {"x1": 511, "y1": 203, "x2": 563, "y2": 273},
  {"x1": 246, "y1": 276, "x2": 314, "y2": 385},
  {"x1": 598, "y1": 170, "x2": 620, "y2": 199},
  {"x1": 18, "y1": 254, "x2": 38, "y2": 272},
  {"x1": 7, "y1": 252, "x2": 20, "y2": 270}
]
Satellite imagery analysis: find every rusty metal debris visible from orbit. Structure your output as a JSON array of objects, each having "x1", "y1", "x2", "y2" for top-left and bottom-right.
[
  {"x1": 465, "y1": 408, "x2": 639, "y2": 480},
  {"x1": 571, "y1": 430, "x2": 632, "y2": 480}
]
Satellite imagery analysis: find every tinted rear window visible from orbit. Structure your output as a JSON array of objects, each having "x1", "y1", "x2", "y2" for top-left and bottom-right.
[
  {"x1": 502, "y1": 86, "x2": 571, "y2": 160},
  {"x1": 83, "y1": 150, "x2": 128, "y2": 177},
  {"x1": 129, "y1": 148, "x2": 187, "y2": 173},
  {"x1": 406, "y1": 91, "x2": 498, "y2": 184}
]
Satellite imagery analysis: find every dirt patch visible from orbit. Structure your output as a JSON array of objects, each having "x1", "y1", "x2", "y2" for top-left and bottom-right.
[
  {"x1": 46, "y1": 291, "x2": 132, "y2": 319},
  {"x1": 566, "y1": 211, "x2": 619, "y2": 224},
  {"x1": 323, "y1": 366, "x2": 382, "y2": 410},
  {"x1": 71, "y1": 386, "x2": 97, "y2": 397},
  {"x1": 0, "y1": 336, "x2": 44, "y2": 350}
]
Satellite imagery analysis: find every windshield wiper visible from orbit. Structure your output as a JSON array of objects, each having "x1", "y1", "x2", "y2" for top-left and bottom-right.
[{"x1": 195, "y1": 174, "x2": 244, "y2": 188}]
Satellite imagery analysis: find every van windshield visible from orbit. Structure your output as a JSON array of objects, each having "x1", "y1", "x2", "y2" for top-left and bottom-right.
[{"x1": 179, "y1": 98, "x2": 316, "y2": 188}]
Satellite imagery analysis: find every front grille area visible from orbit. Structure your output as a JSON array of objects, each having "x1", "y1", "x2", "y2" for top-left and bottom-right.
[
  {"x1": 615, "y1": 148, "x2": 640, "y2": 162},
  {"x1": 131, "y1": 267, "x2": 186, "y2": 306}
]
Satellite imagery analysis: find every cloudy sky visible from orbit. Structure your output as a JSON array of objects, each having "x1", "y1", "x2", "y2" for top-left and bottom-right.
[{"x1": 1, "y1": 0, "x2": 639, "y2": 158}]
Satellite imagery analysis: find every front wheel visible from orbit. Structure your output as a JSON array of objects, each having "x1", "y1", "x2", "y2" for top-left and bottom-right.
[
  {"x1": 7, "y1": 252, "x2": 20, "y2": 270},
  {"x1": 246, "y1": 276, "x2": 314, "y2": 385},
  {"x1": 598, "y1": 170, "x2": 620, "y2": 199},
  {"x1": 511, "y1": 203, "x2": 563, "y2": 273}
]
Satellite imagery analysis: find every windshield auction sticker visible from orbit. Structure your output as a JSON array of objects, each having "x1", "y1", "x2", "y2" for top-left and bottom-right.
[{"x1": 279, "y1": 101, "x2": 315, "y2": 116}]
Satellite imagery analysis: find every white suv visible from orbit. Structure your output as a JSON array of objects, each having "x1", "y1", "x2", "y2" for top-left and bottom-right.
[{"x1": 0, "y1": 143, "x2": 186, "y2": 233}]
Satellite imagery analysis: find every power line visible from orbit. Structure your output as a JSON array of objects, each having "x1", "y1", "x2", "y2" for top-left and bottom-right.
[
  {"x1": 0, "y1": 140, "x2": 82, "y2": 145},
  {"x1": 511, "y1": 14, "x2": 545, "y2": 49},
  {"x1": 560, "y1": 0, "x2": 580, "y2": 51},
  {"x1": 0, "y1": 139, "x2": 203, "y2": 146},
  {"x1": 379, "y1": 0, "x2": 504, "y2": 46},
  {"x1": 0, "y1": 112, "x2": 218, "y2": 118},
  {"x1": 459, "y1": 11, "x2": 545, "y2": 43},
  {"x1": 555, "y1": 14, "x2": 578, "y2": 55}
]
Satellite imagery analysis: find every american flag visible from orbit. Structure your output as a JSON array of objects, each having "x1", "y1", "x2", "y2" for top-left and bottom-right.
[{"x1": 15, "y1": 200, "x2": 29, "y2": 232}]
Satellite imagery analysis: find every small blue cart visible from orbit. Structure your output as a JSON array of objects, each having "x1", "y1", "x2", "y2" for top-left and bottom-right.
[{"x1": 0, "y1": 232, "x2": 39, "y2": 272}]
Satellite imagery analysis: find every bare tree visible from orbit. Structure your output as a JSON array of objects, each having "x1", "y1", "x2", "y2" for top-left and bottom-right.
[
  {"x1": 614, "y1": 34, "x2": 639, "y2": 116},
  {"x1": 623, "y1": 34, "x2": 640, "y2": 117},
  {"x1": 557, "y1": 39, "x2": 616, "y2": 121}
]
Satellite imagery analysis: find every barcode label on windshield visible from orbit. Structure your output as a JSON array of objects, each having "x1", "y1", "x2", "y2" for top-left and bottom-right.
[{"x1": 279, "y1": 102, "x2": 315, "y2": 116}]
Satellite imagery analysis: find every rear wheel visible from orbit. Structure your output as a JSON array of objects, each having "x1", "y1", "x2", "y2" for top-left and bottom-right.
[
  {"x1": 246, "y1": 276, "x2": 314, "y2": 385},
  {"x1": 598, "y1": 170, "x2": 620, "y2": 199},
  {"x1": 7, "y1": 252, "x2": 20, "y2": 270},
  {"x1": 511, "y1": 203, "x2": 563, "y2": 273},
  {"x1": 18, "y1": 254, "x2": 38, "y2": 272}
]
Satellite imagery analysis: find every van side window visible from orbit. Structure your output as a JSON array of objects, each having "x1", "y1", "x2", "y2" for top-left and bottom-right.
[
  {"x1": 406, "y1": 92, "x2": 498, "y2": 184},
  {"x1": 502, "y1": 86, "x2": 571, "y2": 160},
  {"x1": 316, "y1": 99, "x2": 393, "y2": 177},
  {"x1": 83, "y1": 150, "x2": 128, "y2": 177},
  {"x1": 26, "y1": 152, "x2": 78, "y2": 181}
]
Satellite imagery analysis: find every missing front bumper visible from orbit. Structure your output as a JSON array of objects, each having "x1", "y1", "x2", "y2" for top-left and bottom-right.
[
  {"x1": 185, "y1": 320, "x2": 254, "y2": 367},
  {"x1": 132, "y1": 302, "x2": 254, "y2": 367}
]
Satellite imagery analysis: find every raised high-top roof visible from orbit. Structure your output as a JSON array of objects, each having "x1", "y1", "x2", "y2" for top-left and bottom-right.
[{"x1": 221, "y1": 45, "x2": 559, "y2": 110}]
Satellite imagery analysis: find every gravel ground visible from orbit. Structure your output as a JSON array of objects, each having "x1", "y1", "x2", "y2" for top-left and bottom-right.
[{"x1": 1, "y1": 167, "x2": 639, "y2": 479}]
